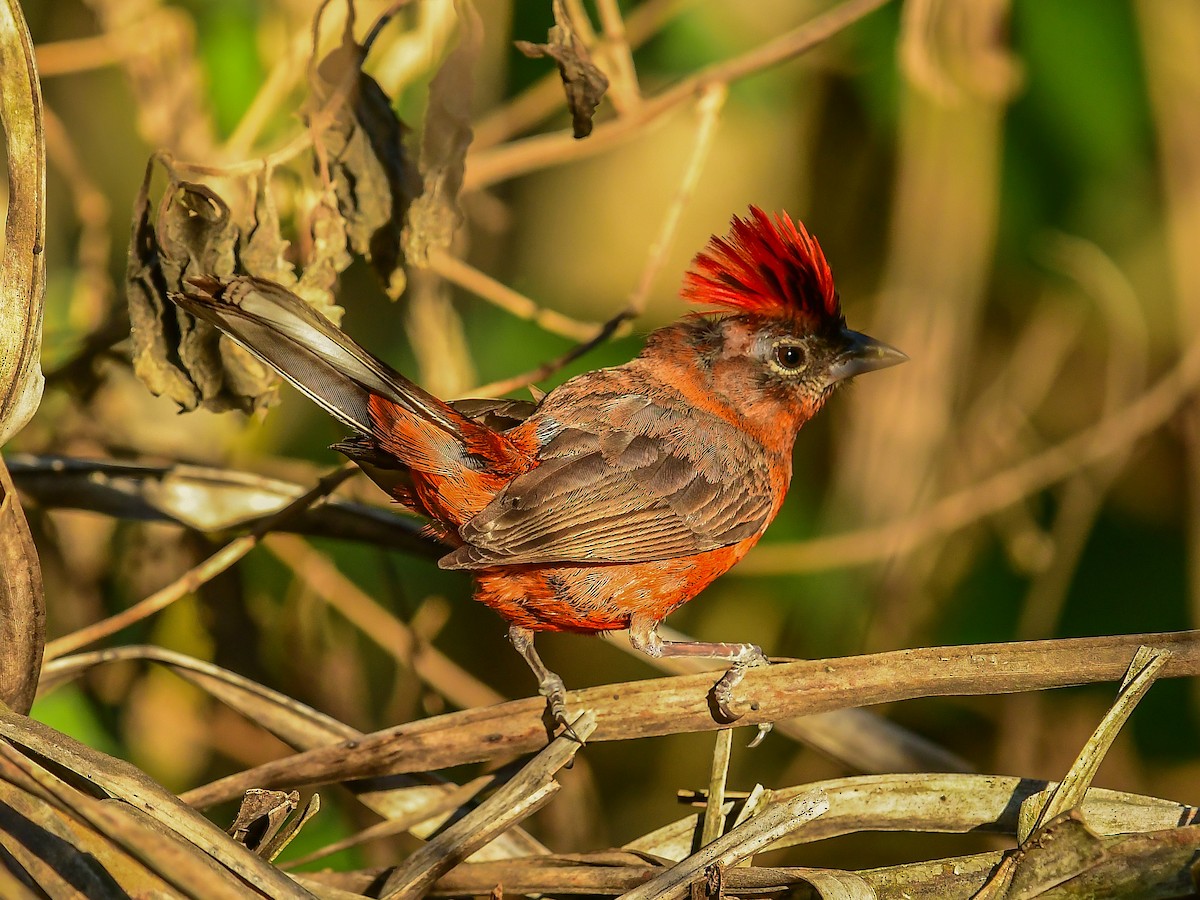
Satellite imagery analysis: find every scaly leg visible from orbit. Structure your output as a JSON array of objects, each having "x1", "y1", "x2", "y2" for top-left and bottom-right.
[
  {"x1": 508, "y1": 625, "x2": 581, "y2": 741},
  {"x1": 629, "y1": 617, "x2": 771, "y2": 740}
]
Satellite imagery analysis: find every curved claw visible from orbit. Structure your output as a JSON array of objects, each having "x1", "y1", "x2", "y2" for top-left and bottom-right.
[
  {"x1": 539, "y1": 674, "x2": 584, "y2": 743},
  {"x1": 747, "y1": 722, "x2": 773, "y2": 749},
  {"x1": 709, "y1": 647, "x2": 771, "y2": 726},
  {"x1": 711, "y1": 664, "x2": 747, "y2": 722}
]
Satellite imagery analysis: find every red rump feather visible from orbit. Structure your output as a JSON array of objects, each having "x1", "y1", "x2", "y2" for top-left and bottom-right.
[{"x1": 682, "y1": 207, "x2": 840, "y2": 325}]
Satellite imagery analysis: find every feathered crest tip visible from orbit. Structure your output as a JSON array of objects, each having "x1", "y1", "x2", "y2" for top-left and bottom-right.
[{"x1": 682, "y1": 207, "x2": 839, "y2": 324}]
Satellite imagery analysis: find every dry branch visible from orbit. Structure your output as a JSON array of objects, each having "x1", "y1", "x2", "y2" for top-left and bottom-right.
[
  {"x1": 633, "y1": 773, "x2": 1197, "y2": 861},
  {"x1": 464, "y1": 0, "x2": 893, "y2": 189},
  {"x1": 303, "y1": 828, "x2": 1200, "y2": 899},
  {"x1": 377, "y1": 712, "x2": 596, "y2": 898},
  {"x1": 43, "y1": 463, "x2": 357, "y2": 660},
  {"x1": 6, "y1": 453, "x2": 440, "y2": 556},
  {"x1": 182, "y1": 630, "x2": 1200, "y2": 806}
]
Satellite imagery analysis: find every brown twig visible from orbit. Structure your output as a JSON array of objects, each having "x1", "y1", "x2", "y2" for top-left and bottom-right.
[
  {"x1": 466, "y1": 81, "x2": 725, "y2": 397},
  {"x1": 465, "y1": 0, "x2": 893, "y2": 190},
  {"x1": 469, "y1": 308, "x2": 634, "y2": 397},
  {"x1": 625, "y1": 82, "x2": 726, "y2": 316},
  {"x1": 181, "y1": 630, "x2": 1200, "y2": 806},
  {"x1": 33, "y1": 12, "x2": 179, "y2": 77},
  {"x1": 428, "y1": 246, "x2": 603, "y2": 342},
  {"x1": 471, "y1": 0, "x2": 694, "y2": 149},
  {"x1": 594, "y1": 0, "x2": 642, "y2": 112},
  {"x1": 43, "y1": 464, "x2": 358, "y2": 661},
  {"x1": 377, "y1": 712, "x2": 596, "y2": 898}
]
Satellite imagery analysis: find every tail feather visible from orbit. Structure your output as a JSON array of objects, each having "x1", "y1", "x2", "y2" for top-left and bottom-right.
[{"x1": 174, "y1": 276, "x2": 469, "y2": 440}]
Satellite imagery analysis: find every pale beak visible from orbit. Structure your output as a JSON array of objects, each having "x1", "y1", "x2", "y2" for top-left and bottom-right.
[{"x1": 825, "y1": 328, "x2": 908, "y2": 385}]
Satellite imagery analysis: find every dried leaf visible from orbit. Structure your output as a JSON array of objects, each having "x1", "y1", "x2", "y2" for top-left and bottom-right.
[
  {"x1": 228, "y1": 789, "x2": 300, "y2": 853},
  {"x1": 515, "y1": 0, "x2": 609, "y2": 139},
  {"x1": 629, "y1": 773, "x2": 1199, "y2": 863},
  {"x1": 127, "y1": 162, "x2": 201, "y2": 408},
  {"x1": 0, "y1": 456, "x2": 43, "y2": 716},
  {"x1": 975, "y1": 812, "x2": 1108, "y2": 899},
  {"x1": 0, "y1": 743, "x2": 247, "y2": 899},
  {"x1": 1018, "y1": 646, "x2": 1171, "y2": 842},
  {"x1": 377, "y1": 712, "x2": 596, "y2": 898},
  {"x1": 0, "y1": 0, "x2": 46, "y2": 445},
  {"x1": 0, "y1": 704, "x2": 310, "y2": 898},
  {"x1": 126, "y1": 162, "x2": 280, "y2": 413},
  {"x1": 295, "y1": 189, "x2": 350, "y2": 323},
  {"x1": 239, "y1": 168, "x2": 298, "y2": 288},
  {"x1": 41, "y1": 646, "x2": 542, "y2": 860},
  {"x1": 307, "y1": 25, "x2": 419, "y2": 299},
  {"x1": 155, "y1": 180, "x2": 243, "y2": 405},
  {"x1": 620, "y1": 790, "x2": 829, "y2": 900},
  {"x1": 260, "y1": 794, "x2": 321, "y2": 863},
  {"x1": 402, "y1": 0, "x2": 482, "y2": 265}
]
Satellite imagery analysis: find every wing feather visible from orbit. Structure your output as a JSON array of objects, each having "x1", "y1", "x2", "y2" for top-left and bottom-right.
[{"x1": 440, "y1": 407, "x2": 776, "y2": 569}]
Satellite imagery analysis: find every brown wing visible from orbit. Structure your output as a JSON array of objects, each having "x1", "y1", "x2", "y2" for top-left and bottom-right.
[{"x1": 439, "y1": 410, "x2": 776, "y2": 569}]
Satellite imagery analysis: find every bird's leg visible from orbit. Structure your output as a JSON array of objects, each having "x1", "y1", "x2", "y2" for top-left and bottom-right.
[
  {"x1": 507, "y1": 625, "x2": 581, "y2": 741},
  {"x1": 628, "y1": 617, "x2": 770, "y2": 733}
]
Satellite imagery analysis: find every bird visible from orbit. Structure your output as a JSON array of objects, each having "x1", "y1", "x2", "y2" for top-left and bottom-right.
[{"x1": 171, "y1": 207, "x2": 906, "y2": 732}]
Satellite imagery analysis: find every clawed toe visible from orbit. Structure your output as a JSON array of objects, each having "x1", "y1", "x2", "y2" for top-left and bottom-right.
[
  {"x1": 539, "y1": 675, "x2": 584, "y2": 743},
  {"x1": 709, "y1": 648, "x2": 771, "y2": 734},
  {"x1": 711, "y1": 663, "x2": 748, "y2": 723},
  {"x1": 747, "y1": 721, "x2": 773, "y2": 748}
]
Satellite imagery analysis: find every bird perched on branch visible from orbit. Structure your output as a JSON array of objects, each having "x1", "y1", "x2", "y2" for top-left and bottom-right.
[{"x1": 172, "y1": 208, "x2": 905, "y2": 732}]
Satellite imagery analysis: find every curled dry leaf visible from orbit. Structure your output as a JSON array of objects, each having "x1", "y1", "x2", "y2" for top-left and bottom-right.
[
  {"x1": 514, "y1": 0, "x2": 609, "y2": 139},
  {"x1": 0, "y1": 456, "x2": 44, "y2": 715},
  {"x1": 223, "y1": 788, "x2": 320, "y2": 866},
  {"x1": 0, "y1": 0, "x2": 46, "y2": 446},
  {"x1": 126, "y1": 162, "x2": 279, "y2": 413},
  {"x1": 239, "y1": 169, "x2": 298, "y2": 290},
  {"x1": 306, "y1": 23, "x2": 419, "y2": 299},
  {"x1": 402, "y1": 0, "x2": 482, "y2": 266},
  {"x1": 294, "y1": 188, "x2": 352, "y2": 320}
]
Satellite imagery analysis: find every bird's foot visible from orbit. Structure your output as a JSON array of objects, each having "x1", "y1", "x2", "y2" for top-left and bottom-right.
[
  {"x1": 538, "y1": 671, "x2": 583, "y2": 743},
  {"x1": 509, "y1": 624, "x2": 585, "y2": 743},
  {"x1": 710, "y1": 645, "x2": 772, "y2": 745}
]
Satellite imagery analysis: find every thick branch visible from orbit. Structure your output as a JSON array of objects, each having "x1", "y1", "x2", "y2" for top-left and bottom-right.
[{"x1": 182, "y1": 630, "x2": 1200, "y2": 807}]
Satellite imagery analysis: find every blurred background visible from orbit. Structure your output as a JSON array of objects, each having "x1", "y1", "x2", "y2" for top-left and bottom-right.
[{"x1": 10, "y1": 0, "x2": 1200, "y2": 874}]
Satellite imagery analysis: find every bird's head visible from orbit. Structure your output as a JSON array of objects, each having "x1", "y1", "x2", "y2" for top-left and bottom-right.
[{"x1": 662, "y1": 207, "x2": 906, "y2": 439}]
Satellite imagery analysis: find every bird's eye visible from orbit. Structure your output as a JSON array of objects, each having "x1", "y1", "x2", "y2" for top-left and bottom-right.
[{"x1": 771, "y1": 341, "x2": 806, "y2": 373}]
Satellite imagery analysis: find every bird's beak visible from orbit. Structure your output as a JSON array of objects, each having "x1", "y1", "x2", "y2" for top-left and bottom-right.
[{"x1": 825, "y1": 329, "x2": 908, "y2": 385}]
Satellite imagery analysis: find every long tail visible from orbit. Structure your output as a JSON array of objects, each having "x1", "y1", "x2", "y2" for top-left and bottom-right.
[
  {"x1": 174, "y1": 275, "x2": 470, "y2": 440},
  {"x1": 172, "y1": 277, "x2": 533, "y2": 522}
]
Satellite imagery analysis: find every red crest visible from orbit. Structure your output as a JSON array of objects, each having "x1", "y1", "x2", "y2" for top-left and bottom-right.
[{"x1": 682, "y1": 207, "x2": 840, "y2": 325}]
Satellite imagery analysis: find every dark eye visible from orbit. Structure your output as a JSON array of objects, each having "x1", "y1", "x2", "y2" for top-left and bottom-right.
[{"x1": 772, "y1": 342, "x2": 806, "y2": 371}]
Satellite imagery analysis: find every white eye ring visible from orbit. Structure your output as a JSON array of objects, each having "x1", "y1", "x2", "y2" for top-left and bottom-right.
[{"x1": 770, "y1": 340, "x2": 807, "y2": 375}]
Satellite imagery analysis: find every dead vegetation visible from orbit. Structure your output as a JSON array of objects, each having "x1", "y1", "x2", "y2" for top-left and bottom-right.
[{"x1": 2, "y1": 0, "x2": 1200, "y2": 897}]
